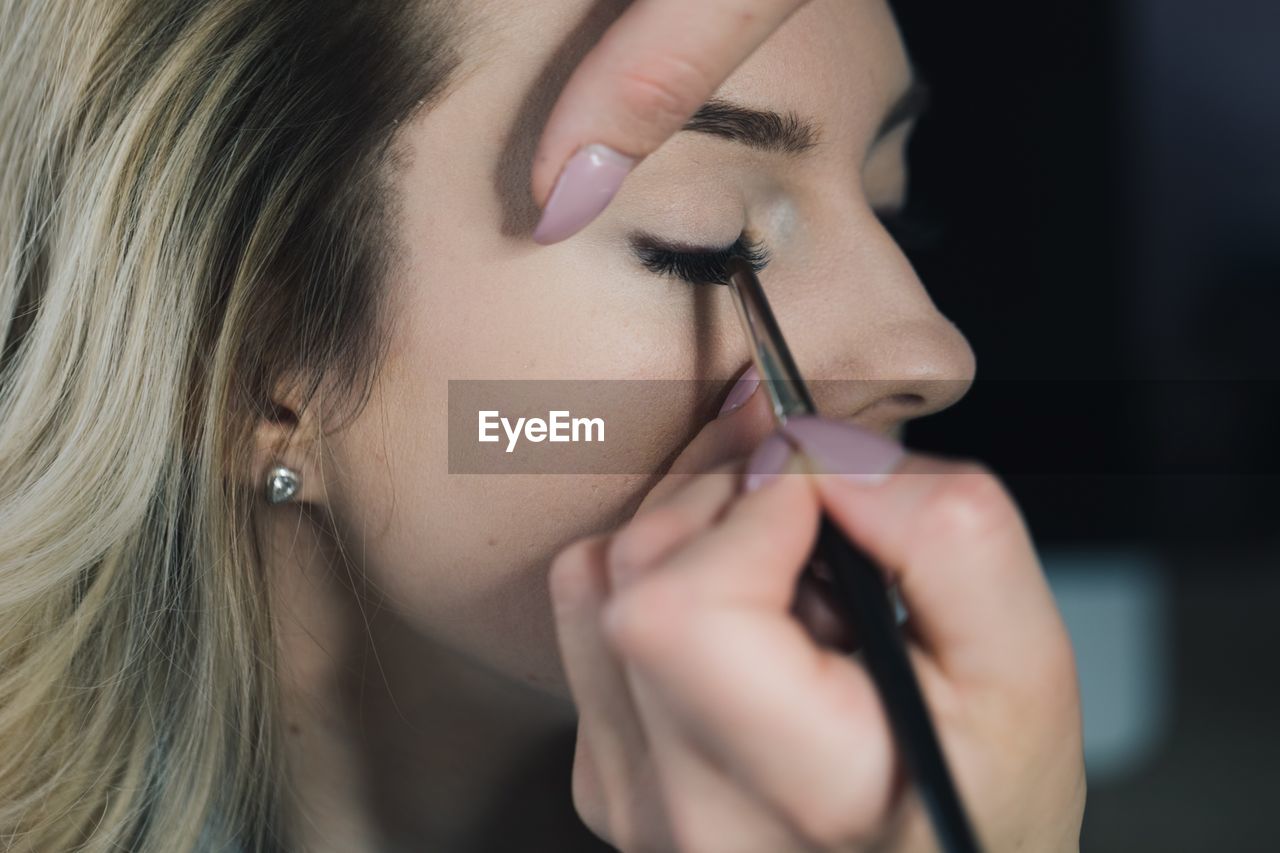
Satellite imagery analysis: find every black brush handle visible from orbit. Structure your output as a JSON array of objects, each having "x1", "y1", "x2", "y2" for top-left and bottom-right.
[{"x1": 815, "y1": 517, "x2": 982, "y2": 853}]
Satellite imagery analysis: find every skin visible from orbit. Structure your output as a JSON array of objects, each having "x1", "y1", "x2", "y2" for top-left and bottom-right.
[
  {"x1": 250, "y1": 1, "x2": 1083, "y2": 850},
  {"x1": 551, "y1": 451, "x2": 1086, "y2": 851},
  {"x1": 529, "y1": 0, "x2": 816, "y2": 228}
]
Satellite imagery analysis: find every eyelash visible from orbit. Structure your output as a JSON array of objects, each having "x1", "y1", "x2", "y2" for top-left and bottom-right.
[
  {"x1": 632, "y1": 209, "x2": 941, "y2": 286},
  {"x1": 632, "y1": 232, "x2": 771, "y2": 286}
]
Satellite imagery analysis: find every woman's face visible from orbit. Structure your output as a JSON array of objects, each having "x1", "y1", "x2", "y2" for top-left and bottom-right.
[{"x1": 319, "y1": 0, "x2": 975, "y2": 697}]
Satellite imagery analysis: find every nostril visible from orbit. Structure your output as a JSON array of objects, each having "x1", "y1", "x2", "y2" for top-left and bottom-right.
[
  {"x1": 891, "y1": 392, "x2": 926, "y2": 409},
  {"x1": 850, "y1": 392, "x2": 929, "y2": 433}
]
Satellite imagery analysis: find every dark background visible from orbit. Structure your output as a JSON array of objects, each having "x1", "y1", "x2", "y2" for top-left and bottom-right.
[{"x1": 890, "y1": 0, "x2": 1280, "y2": 849}]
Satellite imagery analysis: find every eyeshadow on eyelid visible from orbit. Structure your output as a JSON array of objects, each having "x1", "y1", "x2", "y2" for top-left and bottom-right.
[
  {"x1": 630, "y1": 234, "x2": 738, "y2": 253},
  {"x1": 756, "y1": 197, "x2": 798, "y2": 242}
]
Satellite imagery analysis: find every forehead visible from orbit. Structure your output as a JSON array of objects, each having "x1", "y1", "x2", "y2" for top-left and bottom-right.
[
  {"x1": 714, "y1": 0, "x2": 913, "y2": 144},
  {"x1": 418, "y1": 0, "x2": 912, "y2": 232},
  {"x1": 466, "y1": 0, "x2": 911, "y2": 136}
]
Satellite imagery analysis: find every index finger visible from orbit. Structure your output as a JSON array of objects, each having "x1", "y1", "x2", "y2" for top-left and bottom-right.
[{"x1": 531, "y1": 0, "x2": 810, "y2": 244}]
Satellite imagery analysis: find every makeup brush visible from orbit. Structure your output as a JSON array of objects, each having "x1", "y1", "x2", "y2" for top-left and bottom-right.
[{"x1": 725, "y1": 256, "x2": 982, "y2": 853}]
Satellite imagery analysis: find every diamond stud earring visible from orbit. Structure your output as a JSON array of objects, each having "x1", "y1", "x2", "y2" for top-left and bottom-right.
[{"x1": 265, "y1": 464, "x2": 301, "y2": 505}]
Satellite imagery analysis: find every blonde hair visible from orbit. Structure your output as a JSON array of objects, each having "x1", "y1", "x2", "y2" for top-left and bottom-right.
[{"x1": 0, "y1": 1, "x2": 465, "y2": 849}]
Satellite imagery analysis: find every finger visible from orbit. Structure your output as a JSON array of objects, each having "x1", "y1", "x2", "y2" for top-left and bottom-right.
[
  {"x1": 636, "y1": 366, "x2": 774, "y2": 512},
  {"x1": 547, "y1": 534, "x2": 651, "y2": 836},
  {"x1": 604, "y1": 473, "x2": 898, "y2": 842},
  {"x1": 610, "y1": 367, "x2": 773, "y2": 587},
  {"x1": 642, "y1": 450, "x2": 820, "y2": 612},
  {"x1": 609, "y1": 459, "x2": 744, "y2": 590},
  {"x1": 809, "y1": 446, "x2": 1071, "y2": 689},
  {"x1": 623, "y1": 667, "x2": 820, "y2": 853},
  {"x1": 531, "y1": 0, "x2": 811, "y2": 243},
  {"x1": 618, "y1": 458, "x2": 855, "y2": 850},
  {"x1": 568, "y1": 726, "x2": 610, "y2": 842}
]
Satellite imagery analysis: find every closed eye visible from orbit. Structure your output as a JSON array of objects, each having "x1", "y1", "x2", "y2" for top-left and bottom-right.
[
  {"x1": 629, "y1": 207, "x2": 939, "y2": 287},
  {"x1": 630, "y1": 231, "x2": 771, "y2": 286}
]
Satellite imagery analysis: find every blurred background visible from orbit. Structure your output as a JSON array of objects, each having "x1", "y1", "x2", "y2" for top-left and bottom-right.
[{"x1": 889, "y1": 0, "x2": 1280, "y2": 849}]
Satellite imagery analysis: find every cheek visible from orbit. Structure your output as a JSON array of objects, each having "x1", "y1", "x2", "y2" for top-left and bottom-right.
[
  {"x1": 316, "y1": 255, "x2": 719, "y2": 689},
  {"x1": 349, "y1": 53, "x2": 756, "y2": 688},
  {"x1": 330, "y1": 423, "x2": 646, "y2": 691}
]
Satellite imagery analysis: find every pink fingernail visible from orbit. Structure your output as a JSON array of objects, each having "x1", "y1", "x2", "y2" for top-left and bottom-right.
[
  {"x1": 532, "y1": 144, "x2": 636, "y2": 244},
  {"x1": 743, "y1": 432, "x2": 793, "y2": 492},
  {"x1": 781, "y1": 416, "x2": 904, "y2": 485},
  {"x1": 718, "y1": 364, "x2": 760, "y2": 417}
]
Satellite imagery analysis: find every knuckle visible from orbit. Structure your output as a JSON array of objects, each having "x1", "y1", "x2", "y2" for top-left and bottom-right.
[
  {"x1": 665, "y1": 803, "x2": 720, "y2": 853},
  {"x1": 918, "y1": 461, "x2": 1018, "y2": 544},
  {"x1": 774, "y1": 741, "x2": 889, "y2": 847},
  {"x1": 776, "y1": 764, "x2": 884, "y2": 849},
  {"x1": 786, "y1": 797, "x2": 859, "y2": 850},
  {"x1": 606, "y1": 507, "x2": 684, "y2": 585},
  {"x1": 613, "y1": 54, "x2": 713, "y2": 135},
  {"x1": 602, "y1": 577, "x2": 691, "y2": 662},
  {"x1": 548, "y1": 536, "x2": 604, "y2": 610},
  {"x1": 1038, "y1": 631, "x2": 1084, "y2": 715},
  {"x1": 1040, "y1": 612, "x2": 1079, "y2": 674}
]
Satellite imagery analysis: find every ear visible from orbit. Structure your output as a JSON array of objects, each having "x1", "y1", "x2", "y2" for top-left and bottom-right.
[{"x1": 249, "y1": 380, "x2": 329, "y2": 507}]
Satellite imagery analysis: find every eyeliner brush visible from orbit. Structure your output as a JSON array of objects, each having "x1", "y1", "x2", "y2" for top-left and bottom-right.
[{"x1": 724, "y1": 256, "x2": 982, "y2": 853}]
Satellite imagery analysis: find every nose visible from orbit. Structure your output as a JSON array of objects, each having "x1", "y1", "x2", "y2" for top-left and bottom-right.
[{"x1": 776, "y1": 210, "x2": 976, "y2": 437}]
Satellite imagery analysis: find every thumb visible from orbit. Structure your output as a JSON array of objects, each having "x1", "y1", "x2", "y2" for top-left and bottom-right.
[
  {"x1": 531, "y1": 0, "x2": 810, "y2": 244},
  {"x1": 780, "y1": 416, "x2": 1070, "y2": 688}
]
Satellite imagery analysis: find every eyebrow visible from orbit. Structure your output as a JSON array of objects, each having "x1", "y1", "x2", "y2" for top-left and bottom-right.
[
  {"x1": 682, "y1": 98, "x2": 819, "y2": 154},
  {"x1": 680, "y1": 76, "x2": 931, "y2": 155}
]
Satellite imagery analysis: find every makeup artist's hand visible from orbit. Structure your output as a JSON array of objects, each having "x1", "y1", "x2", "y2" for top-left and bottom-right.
[
  {"x1": 530, "y1": 0, "x2": 813, "y2": 244},
  {"x1": 549, "y1": 416, "x2": 1086, "y2": 852}
]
